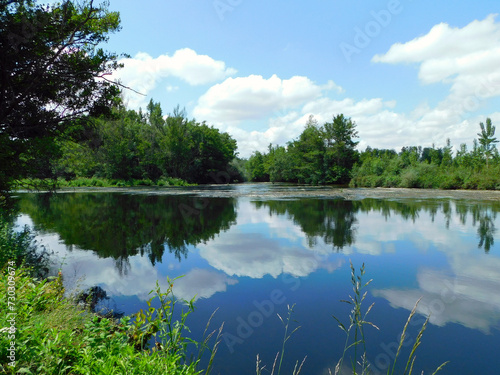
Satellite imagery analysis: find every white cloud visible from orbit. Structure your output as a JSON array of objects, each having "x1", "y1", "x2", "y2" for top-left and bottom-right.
[
  {"x1": 193, "y1": 74, "x2": 340, "y2": 124},
  {"x1": 357, "y1": 201, "x2": 500, "y2": 333},
  {"x1": 174, "y1": 268, "x2": 238, "y2": 301},
  {"x1": 373, "y1": 14, "x2": 500, "y2": 121},
  {"x1": 372, "y1": 14, "x2": 500, "y2": 68},
  {"x1": 198, "y1": 232, "x2": 324, "y2": 278},
  {"x1": 196, "y1": 204, "x2": 343, "y2": 278},
  {"x1": 373, "y1": 264, "x2": 500, "y2": 333},
  {"x1": 112, "y1": 48, "x2": 236, "y2": 109}
]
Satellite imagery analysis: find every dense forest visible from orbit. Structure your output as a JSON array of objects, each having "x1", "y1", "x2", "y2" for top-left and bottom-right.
[{"x1": 51, "y1": 101, "x2": 243, "y2": 185}]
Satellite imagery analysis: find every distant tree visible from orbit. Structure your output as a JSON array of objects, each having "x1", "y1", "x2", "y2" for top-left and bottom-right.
[
  {"x1": 441, "y1": 139, "x2": 453, "y2": 167},
  {"x1": 289, "y1": 116, "x2": 325, "y2": 184},
  {"x1": 266, "y1": 144, "x2": 295, "y2": 182},
  {"x1": 323, "y1": 114, "x2": 359, "y2": 183},
  {"x1": 0, "y1": 0, "x2": 122, "y2": 197},
  {"x1": 247, "y1": 151, "x2": 269, "y2": 182},
  {"x1": 477, "y1": 118, "x2": 498, "y2": 167}
]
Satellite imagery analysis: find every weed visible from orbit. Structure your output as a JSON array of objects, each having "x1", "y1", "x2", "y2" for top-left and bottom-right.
[
  {"x1": 331, "y1": 262, "x2": 448, "y2": 375},
  {"x1": 256, "y1": 304, "x2": 306, "y2": 375}
]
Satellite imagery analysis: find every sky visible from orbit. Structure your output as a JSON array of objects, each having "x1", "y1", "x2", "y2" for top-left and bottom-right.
[{"x1": 102, "y1": 0, "x2": 500, "y2": 158}]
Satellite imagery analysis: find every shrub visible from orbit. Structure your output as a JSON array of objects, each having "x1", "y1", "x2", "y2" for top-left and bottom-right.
[
  {"x1": 382, "y1": 174, "x2": 401, "y2": 187},
  {"x1": 400, "y1": 169, "x2": 420, "y2": 188}
]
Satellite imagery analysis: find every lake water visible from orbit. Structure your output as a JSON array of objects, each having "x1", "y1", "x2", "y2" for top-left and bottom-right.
[{"x1": 13, "y1": 184, "x2": 500, "y2": 375}]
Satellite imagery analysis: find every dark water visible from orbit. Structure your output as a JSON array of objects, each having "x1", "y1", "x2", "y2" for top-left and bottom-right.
[{"x1": 14, "y1": 185, "x2": 500, "y2": 375}]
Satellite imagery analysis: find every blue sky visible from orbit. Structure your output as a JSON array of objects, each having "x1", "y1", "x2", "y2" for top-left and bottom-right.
[{"x1": 104, "y1": 0, "x2": 500, "y2": 157}]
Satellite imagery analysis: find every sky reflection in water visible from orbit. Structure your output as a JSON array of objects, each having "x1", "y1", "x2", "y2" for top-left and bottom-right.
[{"x1": 15, "y1": 188, "x2": 500, "y2": 375}]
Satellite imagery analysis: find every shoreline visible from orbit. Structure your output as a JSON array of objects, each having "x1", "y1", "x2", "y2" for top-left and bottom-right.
[{"x1": 13, "y1": 184, "x2": 500, "y2": 201}]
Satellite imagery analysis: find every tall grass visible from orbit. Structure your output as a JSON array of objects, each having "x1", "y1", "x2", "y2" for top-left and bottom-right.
[
  {"x1": 255, "y1": 262, "x2": 448, "y2": 375},
  {"x1": 0, "y1": 268, "x2": 221, "y2": 375},
  {"x1": 332, "y1": 262, "x2": 378, "y2": 374},
  {"x1": 256, "y1": 304, "x2": 306, "y2": 375},
  {"x1": 331, "y1": 262, "x2": 448, "y2": 375}
]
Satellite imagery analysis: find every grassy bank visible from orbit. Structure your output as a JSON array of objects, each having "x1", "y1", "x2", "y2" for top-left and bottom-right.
[
  {"x1": 0, "y1": 267, "x2": 215, "y2": 375},
  {"x1": 13, "y1": 176, "x2": 195, "y2": 190},
  {"x1": 0, "y1": 215, "x2": 217, "y2": 374}
]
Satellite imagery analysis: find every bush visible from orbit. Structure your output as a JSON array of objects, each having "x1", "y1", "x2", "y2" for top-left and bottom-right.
[
  {"x1": 438, "y1": 173, "x2": 464, "y2": 190},
  {"x1": 400, "y1": 169, "x2": 420, "y2": 188},
  {"x1": 382, "y1": 174, "x2": 401, "y2": 187}
]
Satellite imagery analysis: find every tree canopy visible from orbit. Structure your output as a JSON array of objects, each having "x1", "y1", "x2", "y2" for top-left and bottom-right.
[
  {"x1": 246, "y1": 114, "x2": 360, "y2": 184},
  {"x1": 0, "y1": 0, "x2": 122, "y2": 196}
]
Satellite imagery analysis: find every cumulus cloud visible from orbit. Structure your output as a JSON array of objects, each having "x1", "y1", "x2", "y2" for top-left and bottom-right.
[
  {"x1": 373, "y1": 264, "x2": 500, "y2": 333},
  {"x1": 198, "y1": 232, "x2": 321, "y2": 278},
  {"x1": 193, "y1": 74, "x2": 342, "y2": 124},
  {"x1": 173, "y1": 268, "x2": 238, "y2": 301},
  {"x1": 112, "y1": 48, "x2": 236, "y2": 108},
  {"x1": 359, "y1": 201, "x2": 500, "y2": 333},
  {"x1": 373, "y1": 14, "x2": 500, "y2": 119}
]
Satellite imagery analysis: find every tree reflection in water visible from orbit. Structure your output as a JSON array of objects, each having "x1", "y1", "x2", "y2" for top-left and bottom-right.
[
  {"x1": 17, "y1": 193, "x2": 500, "y2": 276},
  {"x1": 19, "y1": 193, "x2": 237, "y2": 274}
]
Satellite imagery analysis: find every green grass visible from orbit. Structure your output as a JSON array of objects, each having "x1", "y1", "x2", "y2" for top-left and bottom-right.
[
  {"x1": 13, "y1": 176, "x2": 196, "y2": 190},
  {"x1": 0, "y1": 267, "x2": 220, "y2": 375},
  {"x1": 330, "y1": 262, "x2": 448, "y2": 375}
]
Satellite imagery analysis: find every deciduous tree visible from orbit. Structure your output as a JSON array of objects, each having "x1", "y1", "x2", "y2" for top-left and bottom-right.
[{"x1": 0, "y1": 0, "x2": 122, "y2": 197}]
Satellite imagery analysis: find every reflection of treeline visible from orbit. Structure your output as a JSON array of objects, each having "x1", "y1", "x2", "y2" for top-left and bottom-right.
[
  {"x1": 254, "y1": 199, "x2": 357, "y2": 250},
  {"x1": 254, "y1": 198, "x2": 498, "y2": 253},
  {"x1": 18, "y1": 193, "x2": 237, "y2": 272}
]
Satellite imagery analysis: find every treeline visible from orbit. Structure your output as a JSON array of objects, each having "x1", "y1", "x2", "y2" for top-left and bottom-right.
[
  {"x1": 244, "y1": 115, "x2": 500, "y2": 190},
  {"x1": 350, "y1": 118, "x2": 500, "y2": 190},
  {"x1": 246, "y1": 114, "x2": 359, "y2": 184},
  {"x1": 50, "y1": 100, "x2": 244, "y2": 185}
]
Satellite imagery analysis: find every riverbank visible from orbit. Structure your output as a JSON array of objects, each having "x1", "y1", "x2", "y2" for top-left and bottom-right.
[{"x1": 15, "y1": 184, "x2": 500, "y2": 202}]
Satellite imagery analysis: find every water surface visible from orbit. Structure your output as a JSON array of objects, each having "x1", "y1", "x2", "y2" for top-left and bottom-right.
[{"x1": 15, "y1": 184, "x2": 500, "y2": 374}]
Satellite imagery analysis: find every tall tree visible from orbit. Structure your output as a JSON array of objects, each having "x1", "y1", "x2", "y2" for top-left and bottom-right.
[
  {"x1": 288, "y1": 115, "x2": 325, "y2": 184},
  {"x1": 323, "y1": 114, "x2": 359, "y2": 183},
  {"x1": 0, "y1": 0, "x2": 122, "y2": 197},
  {"x1": 477, "y1": 118, "x2": 498, "y2": 167}
]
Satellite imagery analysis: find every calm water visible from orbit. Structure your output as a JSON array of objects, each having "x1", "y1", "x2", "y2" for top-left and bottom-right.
[{"x1": 14, "y1": 185, "x2": 500, "y2": 375}]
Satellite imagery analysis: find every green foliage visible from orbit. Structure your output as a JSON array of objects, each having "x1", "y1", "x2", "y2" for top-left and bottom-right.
[
  {"x1": 0, "y1": 0, "x2": 122, "y2": 197},
  {"x1": 247, "y1": 151, "x2": 270, "y2": 182},
  {"x1": 51, "y1": 103, "x2": 239, "y2": 186},
  {"x1": 477, "y1": 118, "x2": 499, "y2": 167},
  {"x1": 246, "y1": 114, "x2": 359, "y2": 185},
  {"x1": 351, "y1": 119, "x2": 500, "y2": 190},
  {"x1": 0, "y1": 267, "x2": 219, "y2": 375},
  {"x1": 0, "y1": 213, "x2": 50, "y2": 277},
  {"x1": 323, "y1": 114, "x2": 359, "y2": 184}
]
